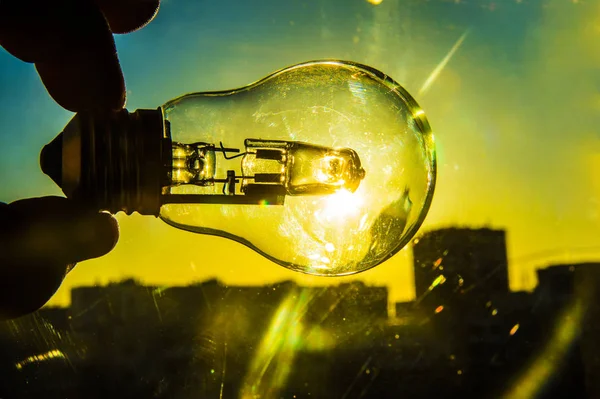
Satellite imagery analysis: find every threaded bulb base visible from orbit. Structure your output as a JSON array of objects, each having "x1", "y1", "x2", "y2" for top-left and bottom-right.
[{"x1": 40, "y1": 109, "x2": 169, "y2": 216}]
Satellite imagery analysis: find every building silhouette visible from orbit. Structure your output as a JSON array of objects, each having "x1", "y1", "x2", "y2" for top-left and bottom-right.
[
  {"x1": 0, "y1": 228, "x2": 599, "y2": 398},
  {"x1": 409, "y1": 228, "x2": 590, "y2": 398},
  {"x1": 413, "y1": 227, "x2": 509, "y2": 302},
  {"x1": 534, "y1": 263, "x2": 600, "y2": 399}
]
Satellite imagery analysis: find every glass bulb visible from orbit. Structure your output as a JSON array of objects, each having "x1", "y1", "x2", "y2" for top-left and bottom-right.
[{"x1": 40, "y1": 60, "x2": 436, "y2": 276}]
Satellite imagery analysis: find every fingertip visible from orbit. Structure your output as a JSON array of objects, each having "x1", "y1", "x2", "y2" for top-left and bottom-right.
[
  {"x1": 96, "y1": 0, "x2": 161, "y2": 34},
  {"x1": 93, "y1": 211, "x2": 120, "y2": 257},
  {"x1": 67, "y1": 209, "x2": 120, "y2": 262}
]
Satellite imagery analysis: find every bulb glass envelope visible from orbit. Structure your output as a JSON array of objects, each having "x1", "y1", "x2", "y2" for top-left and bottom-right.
[{"x1": 160, "y1": 60, "x2": 436, "y2": 276}]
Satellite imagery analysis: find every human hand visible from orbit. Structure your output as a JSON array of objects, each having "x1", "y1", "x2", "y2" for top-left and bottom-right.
[{"x1": 0, "y1": 0, "x2": 160, "y2": 319}]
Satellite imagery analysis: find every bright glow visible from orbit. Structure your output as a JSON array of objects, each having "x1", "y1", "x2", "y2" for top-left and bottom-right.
[
  {"x1": 314, "y1": 155, "x2": 345, "y2": 184},
  {"x1": 319, "y1": 189, "x2": 364, "y2": 222},
  {"x1": 367, "y1": 0, "x2": 383, "y2": 4},
  {"x1": 435, "y1": 305, "x2": 444, "y2": 313}
]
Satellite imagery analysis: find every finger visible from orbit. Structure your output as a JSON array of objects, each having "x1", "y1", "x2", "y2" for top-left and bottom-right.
[
  {"x1": 1, "y1": 197, "x2": 119, "y2": 265},
  {"x1": 94, "y1": 0, "x2": 160, "y2": 34},
  {"x1": 35, "y1": 46, "x2": 125, "y2": 112},
  {"x1": 0, "y1": 1, "x2": 60, "y2": 63},
  {"x1": 0, "y1": 0, "x2": 125, "y2": 111}
]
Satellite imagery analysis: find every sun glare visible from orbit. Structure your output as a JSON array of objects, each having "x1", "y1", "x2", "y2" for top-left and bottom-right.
[{"x1": 319, "y1": 189, "x2": 364, "y2": 221}]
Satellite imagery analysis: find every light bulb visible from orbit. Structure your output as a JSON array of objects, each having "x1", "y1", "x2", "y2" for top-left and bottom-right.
[{"x1": 40, "y1": 60, "x2": 436, "y2": 276}]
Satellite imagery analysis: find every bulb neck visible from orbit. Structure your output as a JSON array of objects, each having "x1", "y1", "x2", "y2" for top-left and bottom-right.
[{"x1": 40, "y1": 109, "x2": 170, "y2": 216}]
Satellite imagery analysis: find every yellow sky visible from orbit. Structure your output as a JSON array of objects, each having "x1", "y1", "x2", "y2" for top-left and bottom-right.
[{"x1": 41, "y1": 0, "x2": 600, "y2": 307}]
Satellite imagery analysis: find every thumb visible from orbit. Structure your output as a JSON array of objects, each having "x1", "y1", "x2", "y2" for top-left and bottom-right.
[
  {"x1": 2, "y1": 196, "x2": 119, "y2": 264},
  {"x1": 0, "y1": 196, "x2": 119, "y2": 319}
]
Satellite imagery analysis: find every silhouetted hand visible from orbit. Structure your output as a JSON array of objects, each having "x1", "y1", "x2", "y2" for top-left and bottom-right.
[{"x1": 0, "y1": 0, "x2": 160, "y2": 319}]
